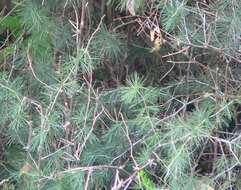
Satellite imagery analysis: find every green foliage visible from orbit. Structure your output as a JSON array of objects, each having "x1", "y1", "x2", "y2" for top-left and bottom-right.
[
  {"x1": 139, "y1": 170, "x2": 155, "y2": 190},
  {"x1": 0, "y1": 15, "x2": 22, "y2": 61},
  {"x1": 121, "y1": 72, "x2": 146, "y2": 105},
  {"x1": 0, "y1": 45, "x2": 14, "y2": 62},
  {"x1": 91, "y1": 25, "x2": 125, "y2": 62},
  {"x1": 0, "y1": 0, "x2": 240, "y2": 190},
  {"x1": 162, "y1": 1, "x2": 188, "y2": 32},
  {"x1": 0, "y1": 16, "x2": 22, "y2": 36}
]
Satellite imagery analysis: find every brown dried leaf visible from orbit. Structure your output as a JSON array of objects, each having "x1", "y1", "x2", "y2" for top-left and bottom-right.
[
  {"x1": 154, "y1": 37, "x2": 162, "y2": 51},
  {"x1": 150, "y1": 29, "x2": 155, "y2": 42},
  {"x1": 20, "y1": 162, "x2": 30, "y2": 173},
  {"x1": 203, "y1": 92, "x2": 215, "y2": 97},
  {"x1": 196, "y1": 181, "x2": 214, "y2": 190},
  {"x1": 127, "y1": 0, "x2": 136, "y2": 16},
  {"x1": 154, "y1": 26, "x2": 160, "y2": 35}
]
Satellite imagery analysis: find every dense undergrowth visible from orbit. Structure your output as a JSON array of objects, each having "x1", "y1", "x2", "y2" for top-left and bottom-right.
[{"x1": 0, "y1": 0, "x2": 240, "y2": 189}]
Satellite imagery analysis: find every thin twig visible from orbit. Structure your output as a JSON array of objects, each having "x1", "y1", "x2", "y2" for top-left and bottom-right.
[
  {"x1": 78, "y1": 0, "x2": 86, "y2": 48},
  {"x1": 85, "y1": 15, "x2": 105, "y2": 51},
  {"x1": 26, "y1": 50, "x2": 58, "y2": 92},
  {"x1": 84, "y1": 169, "x2": 92, "y2": 190},
  {"x1": 120, "y1": 112, "x2": 139, "y2": 169}
]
